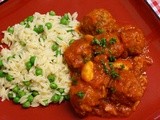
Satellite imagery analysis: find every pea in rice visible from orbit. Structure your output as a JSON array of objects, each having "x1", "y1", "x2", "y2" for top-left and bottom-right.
[{"x1": 0, "y1": 11, "x2": 81, "y2": 107}]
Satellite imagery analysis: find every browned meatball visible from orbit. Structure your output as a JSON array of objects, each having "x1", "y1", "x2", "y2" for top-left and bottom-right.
[
  {"x1": 108, "y1": 70, "x2": 143, "y2": 107},
  {"x1": 120, "y1": 26, "x2": 145, "y2": 55},
  {"x1": 69, "y1": 61, "x2": 110, "y2": 117},
  {"x1": 79, "y1": 9, "x2": 118, "y2": 35},
  {"x1": 70, "y1": 80, "x2": 100, "y2": 116},
  {"x1": 95, "y1": 33, "x2": 125, "y2": 58},
  {"x1": 64, "y1": 35, "x2": 93, "y2": 69}
]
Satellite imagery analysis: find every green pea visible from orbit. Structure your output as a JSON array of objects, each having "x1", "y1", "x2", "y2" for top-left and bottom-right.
[
  {"x1": 12, "y1": 86, "x2": 20, "y2": 93},
  {"x1": 58, "y1": 88, "x2": 64, "y2": 94},
  {"x1": 50, "y1": 82, "x2": 58, "y2": 89},
  {"x1": 63, "y1": 14, "x2": 69, "y2": 20},
  {"x1": 27, "y1": 95, "x2": 34, "y2": 103},
  {"x1": 45, "y1": 22, "x2": 52, "y2": 30},
  {"x1": 6, "y1": 74, "x2": 14, "y2": 82},
  {"x1": 42, "y1": 99, "x2": 49, "y2": 106},
  {"x1": 30, "y1": 56, "x2": 36, "y2": 65},
  {"x1": 34, "y1": 25, "x2": 44, "y2": 34},
  {"x1": 27, "y1": 16, "x2": 34, "y2": 22},
  {"x1": 96, "y1": 29, "x2": 104, "y2": 34},
  {"x1": 25, "y1": 61, "x2": 32, "y2": 71},
  {"x1": 0, "y1": 71, "x2": 6, "y2": 78},
  {"x1": 13, "y1": 96, "x2": 20, "y2": 104},
  {"x1": 47, "y1": 74, "x2": 56, "y2": 83},
  {"x1": 55, "y1": 49, "x2": 61, "y2": 57},
  {"x1": 60, "y1": 17, "x2": 69, "y2": 25},
  {"x1": 23, "y1": 80, "x2": 31, "y2": 86},
  {"x1": 76, "y1": 91, "x2": 85, "y2": 99},
  {"x1": 22, "y1": 101, "x2": 30, "y2": 108},
  {"x1": 49, "y1": 11, "x2": 56, "y2": 16},
  {"x1": 17, "y1": 90, "x2": 26, "y2": 98},
  {"x1": 51, "y1": 94, "x2": 61, "y2": 103},
  {"x1": 35, "y1": 67, "x2": 43, "y2": 76},
  {"x1": 51, "y1": 43, "x2": 59, "y2": 51},
  {"x1": 7, "y1": 27, "x2": 14, "y2": 34},
  {"x1": 8, "y1": 92, "x2": 14, "y2": 99},
  {"x1": 32, "y1": 90, "x2": 39, "y2": 97},
  {"x1": 0, "y1": 59, "x2": 3, "y2": 68}
]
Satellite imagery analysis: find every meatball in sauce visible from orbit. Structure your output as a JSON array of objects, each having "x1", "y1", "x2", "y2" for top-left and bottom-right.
[{"x1": 64, "y1": 9, "x2": 152, "y2": 118}]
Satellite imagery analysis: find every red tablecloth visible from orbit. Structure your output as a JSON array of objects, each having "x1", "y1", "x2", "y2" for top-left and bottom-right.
[{"x1": 146, "y1": 0, "x2": 160, "y2": 18}]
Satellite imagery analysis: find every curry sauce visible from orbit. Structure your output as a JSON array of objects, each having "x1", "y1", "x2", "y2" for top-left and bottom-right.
[{"x1": 64, "y1": 9, "x2": 152, "y2": 117}]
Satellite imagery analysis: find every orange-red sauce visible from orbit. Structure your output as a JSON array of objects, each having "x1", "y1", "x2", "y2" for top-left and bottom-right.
[{"x1": 64, "y1": 9, "x2": 152, "y2": 117}]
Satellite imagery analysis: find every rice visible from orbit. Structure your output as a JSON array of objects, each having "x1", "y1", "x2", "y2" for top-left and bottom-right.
[{"x1": 0, "y1": 11, "x2": 81, "y2": 107}]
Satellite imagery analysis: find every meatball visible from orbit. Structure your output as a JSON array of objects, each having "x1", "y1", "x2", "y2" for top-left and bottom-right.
[
  {"x1": 70, "y1": 81, "x2": 101, "y2": 116},
  {"x1": 64, "y1": 35, "x2": 93, "y2": 69},
  {"x1": 120, "y1": 26, "x2": 145, "y2": 55},
  {"x1": 69, "y1": 61, "x2": 110, "y2": 117},
  {"x1": 79, "y1": 9, "x2": 118, "y2": 35},
  {"x1": 108, "y1": 70, "x2": 143, "y2": 107},
  {"x1": 95, "y1": 33, "x2": 124, "y2": 58}
]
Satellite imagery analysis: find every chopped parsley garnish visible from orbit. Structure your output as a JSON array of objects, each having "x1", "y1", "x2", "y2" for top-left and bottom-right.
[
  {"x1": 120, "y1": 64, "x2": 125, "y2": 69},
  {"x1": 109, "y1": 38, "x2": 117, "y2": 45},
  {"x1": 67, "y1": 29, "x2": 74, "y2": 32},
  {"x1": 101, "y1": 61, "x2": 109, "y2": 74},
  {"x1": 92, "y1": 38, "x2": 107, "y2": 48},
  {"x1": 101, "y1": 61, "x2": 120, "y2": 79},
  {"x1": 0, "y1": 60, "x2": 4, "y2": 68},
  {"x1": 110, "y1": 69, "x2": 119, "y2": 79},
  {"x1": 108, "y1": 55, "x2": 116, "y2": 62},
  {"x1": 108, "y1": 62, "x2": 114, "y2": 69},
  {"x1": 76, "y1": 91, "x2": 85, "y2": 99},
  {"x1": 69, "y1": 39, "x2": 74, "y2": 45},
  {"x1": 71, "y1": 77, "x2": 78, "y2": 85},
  {"x1": 33, "y1": 25, "x2": 44, "y2": 34},
  {"x1": 100, "y1": 38, "x2": 107, "y2": 48},
  {"x1": 96, "y1": 29, "x2": 104, "y2": 34},
  {"x1": 7, "y1": 55, "x2": 15, "y2": 61},
  {"x1": 92, "y1": 38, "x2": 100, "y2": 45}
]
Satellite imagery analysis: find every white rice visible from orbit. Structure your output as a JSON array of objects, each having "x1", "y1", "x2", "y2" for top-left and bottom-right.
[{"x1": 0, "y1": 11, "x2": 80, "y2": 107}]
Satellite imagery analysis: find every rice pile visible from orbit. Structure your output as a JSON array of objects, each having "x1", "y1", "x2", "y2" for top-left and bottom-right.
[{"x1": 0, "y1": 11, "x2": 80, "y2": 107}]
